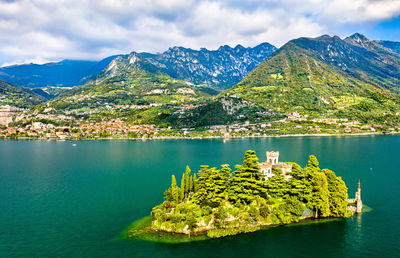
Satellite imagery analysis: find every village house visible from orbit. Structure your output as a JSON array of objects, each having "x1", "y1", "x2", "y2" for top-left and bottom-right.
[{"x1": 259, "y1": 151, "x2": 292, "y2": 180}]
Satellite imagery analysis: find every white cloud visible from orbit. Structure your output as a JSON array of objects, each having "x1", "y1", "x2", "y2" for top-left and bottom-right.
[{"x1": 0, "y1": 0, "x2": 399, "y2": 66}]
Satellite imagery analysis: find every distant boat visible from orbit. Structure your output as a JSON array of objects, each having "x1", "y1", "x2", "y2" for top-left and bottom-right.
[{"x1": 72, "y1": 144, "x2": 77, "y2": 147}]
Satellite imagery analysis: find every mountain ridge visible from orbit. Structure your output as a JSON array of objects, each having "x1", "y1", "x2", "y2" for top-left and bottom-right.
[
  {"x1": 225, "y1": 33, "x2": 400, "y2": 125},
  {"x1": 0, "y1": 80, "x2": 47, "y2": 108}
]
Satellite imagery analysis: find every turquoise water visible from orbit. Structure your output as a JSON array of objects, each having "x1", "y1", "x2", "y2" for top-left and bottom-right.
[{"x1": 0, "y1": 136, "x2": 399, "y2": 257}]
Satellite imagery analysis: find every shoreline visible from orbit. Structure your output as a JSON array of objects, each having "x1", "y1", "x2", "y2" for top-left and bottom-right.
[
  {"x1": 2, "y1": 131, "x2": 399, "y2": 141},
  {"x1": 124, "y1": 215, "x2": 349, "y2": 243},
  {"x1": 124, "y1": 205, "x2": 372, "y2": 243}
]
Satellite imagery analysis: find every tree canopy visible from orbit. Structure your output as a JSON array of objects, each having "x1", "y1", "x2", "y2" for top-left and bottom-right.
[{"x1": 153, "y1": 151, "x2": 350, "y2": 237}]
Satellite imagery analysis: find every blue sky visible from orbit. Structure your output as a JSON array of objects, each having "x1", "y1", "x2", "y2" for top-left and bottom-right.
[{"x1": 0, "y1": 0, "x2": 400, "y2": 66}]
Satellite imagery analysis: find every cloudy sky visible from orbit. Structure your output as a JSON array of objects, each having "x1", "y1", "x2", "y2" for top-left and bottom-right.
[{"x1": 1, "y1": 0, "x2": 400, "y2": 66}]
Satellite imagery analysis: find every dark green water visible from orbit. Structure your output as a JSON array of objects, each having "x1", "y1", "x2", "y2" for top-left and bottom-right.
[{"x1": 0, "y1": 136, "x2": 399, "y2": 257}]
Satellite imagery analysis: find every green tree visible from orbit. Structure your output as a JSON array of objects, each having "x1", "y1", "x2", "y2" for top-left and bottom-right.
[
  {"x1": 164, "y1": 174, "x2": 181, "y2": 203},
  {"x1": 193, "y1": 173, "x2": 197, "y2": 192},
  {"x1": 180, "y1": 173, "x2": 185, "y2": 201},
  {"x1": 267, "y1": 167, "x2": 288, "y2": 198},
  {"x1": 323, "y1": 169, "x2": 348, "y2": 217},
  {"x1": 229, "y1": 150, "x2": 267, "y2": 204},
  {"x1": 309, "y1": 171, "x2": 330, "y2": 218},
  {"x1": 289, "y1": 162, "x2": 312, "y2": 202},
  {"x1": 191, "y1": 165, "x2": 210, "y2": 206},
  {"x1": 220, "y1": 164, "x2": 232, "y2": 190},
  {"x1": 306, "y1": 155, "x2": 320, "y2": 169},
  {"x1": 184, "y1": 166, "x2": 191, "y2": 196},
  {"x1": 189, "y1": 175, "x2": 193, "y2": 193}
]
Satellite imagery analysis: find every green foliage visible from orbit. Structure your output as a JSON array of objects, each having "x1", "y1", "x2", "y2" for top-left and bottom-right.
[
  {"x1": 154, "y1": 151, "x2": 350, "y2": 237},
  {"x1": 323, "y1": 169, "x2": 349, "y2": 217},
  {"x1": 206, "y1": 225, "x2": 259, "y2": 238},
  {"x1": 229, "y1": 150, "x2": 267, "y2": 204},
  {"x1": 0, "y1": 80, "x2": 46, "y2": 108},
  {"x1": 267, "y1": 167, "x2": 288, "y2": 198},
  {"x1": 222, "y1": 36, "x2": 400, "y2": 127},
  {"x1": 164, "y1": 175, "x2": 181, "y2": 203},
  {"x1": 310, "y1": 171, "x2": 330, "y2": 218}
]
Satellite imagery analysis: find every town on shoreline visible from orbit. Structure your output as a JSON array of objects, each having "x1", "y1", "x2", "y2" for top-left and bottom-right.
[{"x1": 1, "y1": 104, "x2": 398, "y2": 140}]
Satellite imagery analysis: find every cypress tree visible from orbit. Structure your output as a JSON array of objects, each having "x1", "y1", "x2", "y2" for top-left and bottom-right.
[
  {"x1": 185, "y1": 166, "x2": 191, "y2": 196},
  {"x1": 189, "y1": 175, "x2": 193, "y2": 193},
  {"x1": 170, "y1": 175, "x2": 180, "y2": 203},
  {"x1": 180, "y1": 173, "x2": 185, "y2": 201},
  {"x1": 193, "y1": 173, "x2": 197, "y2": 192}
]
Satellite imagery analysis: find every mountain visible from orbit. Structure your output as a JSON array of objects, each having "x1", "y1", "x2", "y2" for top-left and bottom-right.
[
  {"x1": 44, "y1": 52, "x2": 212, "y2": 113},
  {"x1": 225, "y1": 33, "x2": 400, "y2": 125},
  {"x1": 0, "y1": 43, "x2": 275, "y2": 90},
  {"x1": 0, "y1": 56, "x2": 120, "y2": 88},
  {"x1": 375, "y1": 40, "x2": 400, "y2": 55},
  {"x1": 40, "y1": 52, "x2": 272, "y2": 127},
  {"x1": 141, "y1": 42, "x2": 276, "y2": 89},
  {"x1": 0, "y1": 80, "x2": 47, "y2": 108}
]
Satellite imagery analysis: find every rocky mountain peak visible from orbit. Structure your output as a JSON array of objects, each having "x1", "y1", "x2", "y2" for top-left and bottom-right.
[{"x1": 344, "y1": 33, "x2": 372, "y2": 48}]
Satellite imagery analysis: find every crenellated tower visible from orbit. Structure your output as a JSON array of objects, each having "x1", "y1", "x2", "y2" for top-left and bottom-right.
[{"x1": 266, "y1": 151, "x2": 279, "y2": 165}]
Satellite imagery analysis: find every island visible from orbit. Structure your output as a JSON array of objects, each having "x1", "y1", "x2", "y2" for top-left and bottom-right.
[{"x1": 125, "y1": 150, "x2": 363, "y2": 242}]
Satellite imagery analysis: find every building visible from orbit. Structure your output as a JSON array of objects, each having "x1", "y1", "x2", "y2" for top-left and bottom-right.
[
  {"x1": 259, "y1": 151, "x2": 292, "y2": 180},
  {"x1": 348, "y1": 180, "x2": 363, "y2": 214},
  {"x1": 355, "y1": 181, "x2": 363, "y2": 213}
]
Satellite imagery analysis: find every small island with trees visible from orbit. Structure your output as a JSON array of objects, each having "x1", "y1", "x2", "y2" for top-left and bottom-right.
[{"x1": 125, "y1": 150, "x2": 363, "y2": 242}]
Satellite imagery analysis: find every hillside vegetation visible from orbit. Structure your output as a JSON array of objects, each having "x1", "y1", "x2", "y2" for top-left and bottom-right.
[
  {"x1": 0, "y1": 80, "x2": 47, "y2": 108},
  {"x1": 225, "y1": 34, "x2": 400, "y2": 126}
]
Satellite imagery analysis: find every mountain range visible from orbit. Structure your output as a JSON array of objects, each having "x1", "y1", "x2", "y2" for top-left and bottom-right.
[
  {"x1": 2, "y1": 33, "x2": 400, "y2": 128},
  {"x1": 0, "y1": 43, "x2": 276, "y2": 90},
  {"x1": 141, "y1": 42, "x2": 276, "y2": 89}
]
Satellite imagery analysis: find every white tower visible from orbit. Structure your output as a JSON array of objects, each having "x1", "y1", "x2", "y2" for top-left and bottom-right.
[{"x1": 266, "y1": 151, "x2": 279, "y2": 165}]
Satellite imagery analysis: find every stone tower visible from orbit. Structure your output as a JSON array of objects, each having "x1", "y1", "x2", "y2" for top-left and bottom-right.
[
  {"x1": 355, "y1": 180, "x2": 363, "y2": 213},
  {"x1": 266, "y1": 151, "x2": 279, "y2": 165}
]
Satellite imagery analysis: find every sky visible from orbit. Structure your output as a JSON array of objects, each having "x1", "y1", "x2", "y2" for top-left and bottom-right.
[{"x1": 1, "y1": 0, "x2": 400, "y2": 66}]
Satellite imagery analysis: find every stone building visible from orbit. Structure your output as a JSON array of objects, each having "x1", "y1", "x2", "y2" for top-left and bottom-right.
[
  {"x1": 355, "y1": 180, "x2": 363, "y2": 213},
  {"x1": 348, "y1": 180, "x2": 363, "y2": 213},
  {"x1": 259, "y1": 151, "x2": 292, "y2": 180}
]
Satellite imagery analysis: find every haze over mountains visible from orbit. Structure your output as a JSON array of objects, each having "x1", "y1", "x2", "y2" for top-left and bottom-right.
[{"x1": 0, "y1": 57, "x2": 119, "y2": 88}]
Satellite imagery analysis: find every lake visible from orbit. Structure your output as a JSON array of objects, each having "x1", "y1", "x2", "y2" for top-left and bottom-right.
[{"x1": 0, "y1": 136, "x2": 399, "y2": 257}]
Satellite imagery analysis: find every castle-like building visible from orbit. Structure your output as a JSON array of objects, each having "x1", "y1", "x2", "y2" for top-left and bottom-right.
[{"x1": 259, "y1": 151, "x2": 292, "y2": 180}]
